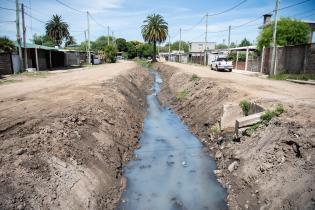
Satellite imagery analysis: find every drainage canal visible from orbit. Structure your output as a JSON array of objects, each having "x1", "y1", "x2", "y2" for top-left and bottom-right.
[{"x1": 118, "y1": 71, "x2": 227, "y2": 210}]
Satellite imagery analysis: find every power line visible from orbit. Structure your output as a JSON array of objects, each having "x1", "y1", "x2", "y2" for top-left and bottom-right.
[
  {"x1": 207, "y1": 0, "x2": 247, "y2": 17},
  {"x1": 55, "y1": 0, "x2": 85, "y2": 13},
  {"x1": 182, "y1": 15, "x2": 205, "y2": 31},
  {"x1": 0, "y1": 6, "x2": 16, "y2": 12},
  {"x1": 24, "y1": 11, "x2": 46, "y2": 24},
  {"x1": 0, "y1": 20, "x2": 16, "y2": 24},
  {"x1": 88, "y1": 13, "x2": 108, "y2": 29},
  {"x1": 277, "y1": 0, "x2": 311, "y2": 11}
]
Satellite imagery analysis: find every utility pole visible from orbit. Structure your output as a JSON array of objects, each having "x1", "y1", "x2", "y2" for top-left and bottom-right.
[
  {"x1": 21, "y1": 3, "x2": 28, "y2": 70},
  {"x1": 84, "y1": 30, "x2": 87, "y2": 54},
  {"x1": 228, "y1": 25, "x2": 231, "y2": 48},
  {"x1": 112, "y1": 31, "x2": 115, "y2": 46},
  {"x1": 179, "y1": 28, "x2": 182, "y2": 63},
  {"x1": 16, "y1": 0, "x2": 23, "y2": 73},
  {"x1": 86, "y1": 11, "x2": 91, "y2": 65},
  {"x1": 168, "y1": 35, "x2": 171, "y2": 61},
  {"x1": 271, "y1": 0, "x2": 280, "y2": 76},
  {"x1": 107, "y1": 26, "x2": 110, "y2": 45},
  {"x1": 204, "y1": 13, "x2": 208, "y2": 65}
]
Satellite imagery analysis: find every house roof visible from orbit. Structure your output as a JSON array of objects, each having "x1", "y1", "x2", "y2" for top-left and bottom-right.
[{"x1": 14, "y1": 42, "x2": 60, "y2": 50}]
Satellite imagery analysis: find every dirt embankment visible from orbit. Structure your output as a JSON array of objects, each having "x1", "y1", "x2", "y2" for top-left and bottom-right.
[
  {"x1": 154, "y1": 63, "x2": 315, "y2": 210},
  {"x1": 0, "y1": 67, "x2": 152, "y2": 210}
]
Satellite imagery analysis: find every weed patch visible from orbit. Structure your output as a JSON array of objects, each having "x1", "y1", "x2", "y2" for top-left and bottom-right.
[
  {"x1": 240, "y1": 100, "x2": 250, "y2": 116},
  {"x1": 135, "y1": 58, "x2": 151, "y2": 68},
  {"x1": 176, "y1": 89, "x2": 189, "y2": 101},
  {"x1": 190, "y1": 74, "x2": 201, "y2": 82}
]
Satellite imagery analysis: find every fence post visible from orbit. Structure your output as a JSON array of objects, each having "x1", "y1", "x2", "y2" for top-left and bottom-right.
[{"x1": 260, "y1": 46, "x2": 265, "y2": 73}]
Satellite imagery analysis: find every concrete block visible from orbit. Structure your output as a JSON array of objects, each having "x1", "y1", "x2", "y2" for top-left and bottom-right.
[
  {"x1": 220, "y1": 103, "x2": 243, "y2": 132},
  {"x1": 235, "y1": 112, "x2": 264, "y2": 129}
]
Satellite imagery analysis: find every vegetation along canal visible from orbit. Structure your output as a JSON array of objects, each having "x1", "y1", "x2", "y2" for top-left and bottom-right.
[{"x1": 118, "y1": 71, "x2": 227, "y2": 210}]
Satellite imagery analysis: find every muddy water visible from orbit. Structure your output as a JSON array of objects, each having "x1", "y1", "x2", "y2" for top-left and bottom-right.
[{"x1": 118, "y1": 72, "x2": 227, "y2": 210}]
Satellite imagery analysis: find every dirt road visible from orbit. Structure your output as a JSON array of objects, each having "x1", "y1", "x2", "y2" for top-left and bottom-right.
[
  {"x1": 0, "y1": 61, "x2": 152, "y2": 210},
  {"x1": 163, "y1": 62, "x2": 315, "y2": 108}
]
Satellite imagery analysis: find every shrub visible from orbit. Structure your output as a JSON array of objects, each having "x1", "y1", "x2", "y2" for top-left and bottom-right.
[
  {"x1": 240, "y1": 100, "x2": 251, "y2": 116},
  {"x1": 210, "y1": 124, "x2": 220, "y2": 135},
  {"x1": 190, "y1": 74, "x2": 200, "y2": 82},
  {"x1": 104, "y1": 45, "x2": 117, "y2": 63},
  {"x1": 176, "y1": 89, "x2": 189, "y2": 101},
  {"x1": 261, "y1": 104, "x2": 285, "y2": 123},
  {"x1": 135, "y1": 58, "x2": 151, "y2": 68}
]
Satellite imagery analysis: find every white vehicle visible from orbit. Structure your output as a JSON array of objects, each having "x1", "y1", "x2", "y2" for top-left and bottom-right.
[{"x1": 210, "y1": 57, "x2": 233, "y2": 72}]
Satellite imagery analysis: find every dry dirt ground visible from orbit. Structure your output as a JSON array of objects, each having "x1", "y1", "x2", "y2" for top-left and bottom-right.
[
  {"x1": 0, "y1": 61, "x2": 152, "y2": 210},
  {"x1": 155, "y1": 62, "x2": 315, "y2": 210}
]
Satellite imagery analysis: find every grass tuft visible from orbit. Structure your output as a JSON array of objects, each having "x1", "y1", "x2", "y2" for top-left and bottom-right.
[
  {"x1": 190, "y1": 74, "x2": 201, "y2": 82},
  {"x1": 240, "y1": 100, "x2": 251, "y2": 116},
  {"x1": 176, "y1": 89, "x2": 189, "y2": 101}
]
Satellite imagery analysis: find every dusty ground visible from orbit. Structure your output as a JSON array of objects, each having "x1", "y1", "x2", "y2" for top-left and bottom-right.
[
  {"x1": 0, "y1": 62, "x2": 152, "y2": 210},
  {"x1": 155, "y1": 62, "x2": 315, "y2": 210}
]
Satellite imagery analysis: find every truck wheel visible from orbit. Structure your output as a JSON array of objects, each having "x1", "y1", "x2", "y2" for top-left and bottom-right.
[
  {"x1": 215, "y1": 66, "x2": 218, "y2": 71},
  {"x1": 229, "y1": 69, "x2": 232, "y2": 72},
  {"x1": 210, "y1": 65, "x2": 213, "y2": 70}
]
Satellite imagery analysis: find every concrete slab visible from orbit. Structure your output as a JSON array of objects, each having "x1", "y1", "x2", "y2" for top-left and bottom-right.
[
  {"x1": 235, "y1": 112, "x2": 264, "y2": 129},
  {"x1": 220, "y1": 103, "x2": 243, "y2": 132},
  {"x1": 286, "y1": 79, "x2": 315, "y2": 85}
]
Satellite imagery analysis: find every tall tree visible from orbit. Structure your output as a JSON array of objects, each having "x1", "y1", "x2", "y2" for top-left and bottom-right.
[
  {"x1": 0, "y1": 36, "x2": 15, "y2": 53},
  {"x1": 65, "y1": 36, "x2": 76, "y2": 47},
  {"x1": 257, "y1": 18, "x2": 311, "y2": 50},
  {"x1": 239, "y1": 38, "x2": 251, "y2": 47},
  {"x1": 141, "y1": 14, "x2": 168, "y2": 62},
  {"x1": 116, "y1": 38, "x2": 128, "y2": 52},
  {"x1": 45, "y1": 15, "x2": 69, "y2": 47}
]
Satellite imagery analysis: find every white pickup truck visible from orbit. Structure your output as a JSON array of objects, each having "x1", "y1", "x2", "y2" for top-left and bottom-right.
[{"x1": 210, "y1": 57, "x2": 233, "y2": 72}]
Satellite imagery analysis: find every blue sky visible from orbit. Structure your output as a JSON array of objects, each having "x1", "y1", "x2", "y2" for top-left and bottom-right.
[{"x1": 1, "y1": 0, "x2": 314, "y2": 45}]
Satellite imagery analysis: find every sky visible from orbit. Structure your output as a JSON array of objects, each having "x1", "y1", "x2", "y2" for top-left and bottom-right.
[{"x1": 0, "y1": 0, "x2": 314, "y2": 45}]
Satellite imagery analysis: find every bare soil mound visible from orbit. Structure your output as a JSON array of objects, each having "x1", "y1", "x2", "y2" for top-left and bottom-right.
[{"x1": 0, "y1": 67, "x2": 152, "y2": 210}]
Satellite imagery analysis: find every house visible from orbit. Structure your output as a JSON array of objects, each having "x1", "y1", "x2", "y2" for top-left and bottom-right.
[{"x1": 188, "y1": 42, "x2": 216, "y2": 65}]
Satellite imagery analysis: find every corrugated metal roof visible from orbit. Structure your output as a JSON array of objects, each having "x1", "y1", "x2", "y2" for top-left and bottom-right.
[{"x1": 14, "y1": 41, "x2": 60, "y2": 50}]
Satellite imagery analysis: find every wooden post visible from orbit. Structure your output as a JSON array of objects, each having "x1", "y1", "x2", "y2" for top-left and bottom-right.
[
  {"x1": 35, "y1": 47, "x2": 39, "y2": 71},
  {"x1": 49, "y1": 50, "x2": 52, "y2": 69},
  {"x1": 260, "y1": 46, "x2": 265, "y2": 73},
  {"x1": 236, "y1": 51, "x2": 239, "y2": 70},
  {"x1": 245, "y1": 47, "x2": 249, "y2": 71}
]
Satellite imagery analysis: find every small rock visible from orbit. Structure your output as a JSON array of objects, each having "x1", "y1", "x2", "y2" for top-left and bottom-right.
[
  {"x1": 16, "y1": 204, "x2": 24, "y2": 210},
  {"x1": 182, "y1": 161, "x2": 188, "y2": 167},
  {"x1": 214, "y1": 170, "x2": 223, "y2": 177},
  {"x1": 228, "y1": 161, "x2": 239, "y2": 172},
  {"x1": 244, "y1": 204, "x2": 249, "y2": 209},
  {"x1": 215, "y1": 151, "x2": 223, "y2": 159},
  {"x1": 16, "y1": 148, "x2": 27, "y2": 155}
]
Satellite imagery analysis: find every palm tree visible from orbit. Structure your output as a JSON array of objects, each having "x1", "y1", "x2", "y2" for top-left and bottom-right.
[
  {"x1": 46, "y1": 15, "x2": 69, "y2": 47},
  {"x1": 141, "y1": 14, "x2": 168, "y2": 62}
]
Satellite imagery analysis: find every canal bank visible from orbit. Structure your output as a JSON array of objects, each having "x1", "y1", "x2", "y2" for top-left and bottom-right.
[{"x1": 154, "y1": 62, "x2": 315, "y2": 210}]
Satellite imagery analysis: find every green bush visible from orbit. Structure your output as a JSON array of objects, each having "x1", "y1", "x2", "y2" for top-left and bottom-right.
[
  {"x1": 210, "y1": 124, "x2": 220, "y2": 135},
  {"x1": 190, "y1": 74, "x2": 200, "y2": 82},
  {"x1": 176, "y1": 89, "x2": 189, "y2": 101},
  {"x1": 104, "y1": 45, "x2": 117, "y2": 63},
  {"x1": 269, "y1": 71, "x2": 315, "y2": 81},
  {"x1": 135, "y1": 58, "x2": 151, "y2": 68},
  {"x1": 261, "y1": 104, "x2": 285, "y2": 123},
  {"x1": 240, "y1": 100, "x2": 251, "y2": 116}
]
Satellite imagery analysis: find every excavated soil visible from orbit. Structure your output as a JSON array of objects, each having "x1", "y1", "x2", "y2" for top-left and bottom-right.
[
  {"x1": 154, "y1": 63, "x2": 315, "y2": 210},
  {"x1": 0, "y1": 65, "x2": 152, "y2": 210}
]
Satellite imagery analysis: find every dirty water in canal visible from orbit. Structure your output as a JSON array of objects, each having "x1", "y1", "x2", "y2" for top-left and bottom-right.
[{"x1": 118, "y1": 71, "x2": 227, "y2": 210}]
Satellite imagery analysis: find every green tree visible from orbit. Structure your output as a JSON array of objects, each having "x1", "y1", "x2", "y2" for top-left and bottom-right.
[
  {"x1": 0, "y1": 36, "x2": 15, "y2": 53},
  {"x1": 257, "y1": 17, "x2": 311, "y2": 50},
  {"x1": 239, "y1": 38, "x2": 251, "y2": 47},
  {"x1": 126, "y1": 41, "x2": 137, "y2": 59},
  {"x1": 116, "y1": 38, "x2": 128, "y2": 52},
  {"x1": 65, "y1": 35, "x2": 76, "y2": 47},
  {"x1": 141, "y1": 14, "x2": 168, "y2": 62},
  {"x1": 104, "y1": 45, "x2": 117, "y2": 63},
  {"x1": 32, "y1": 34, "x2": 54, "y2": 47},
  {"x1": 229, "y1": 42, "x2": 237, "y2": 48},
  {"x1": 94, "y1": 36, "x2": 113, "y2": 51},
  {"x1": 137, "y1": 43, "x2": 153, "y2": 58},
  {"x1": 45, "y1": 15, "x2": 70, "y2": 47},
  {"x1": 170, "y1": 41, "x2": 189, "y2": 52},
  {"x1": 215, "y1": 43, "x2": 228, "y2": 49}
]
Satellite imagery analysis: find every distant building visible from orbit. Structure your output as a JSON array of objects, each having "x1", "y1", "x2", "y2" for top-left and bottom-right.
[{"x1": 189, "y1": 42, "x2": 216, "y2": 53}]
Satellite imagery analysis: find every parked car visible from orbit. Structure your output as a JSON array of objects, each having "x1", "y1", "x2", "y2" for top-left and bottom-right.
[{"x1": 210, "y1": 57, "x2": 233, "y2": 72}]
